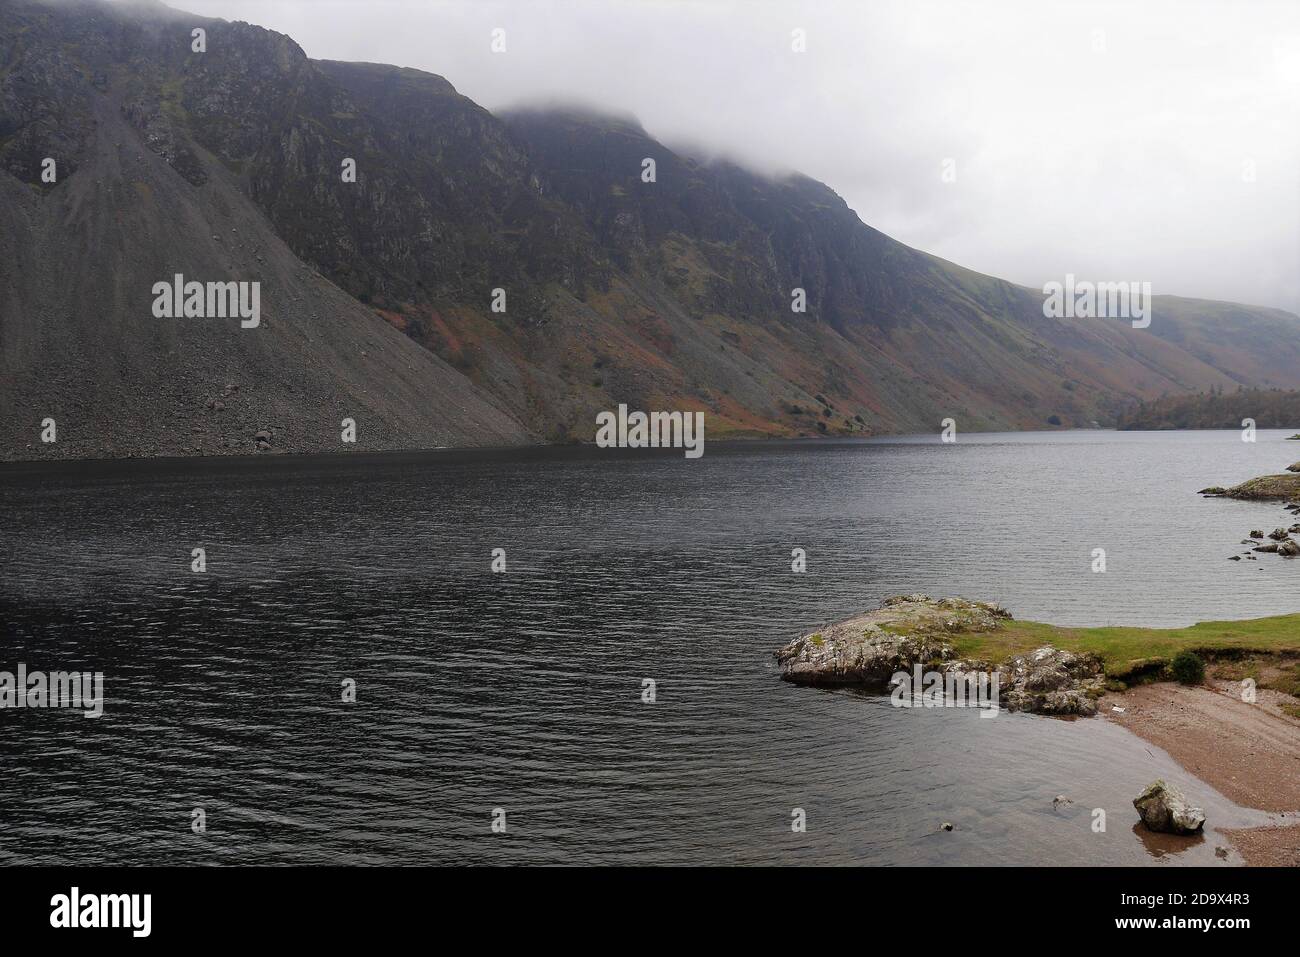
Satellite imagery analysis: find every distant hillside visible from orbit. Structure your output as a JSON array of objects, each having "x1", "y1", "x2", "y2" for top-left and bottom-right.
[
  {"x1": 1117, "y1": 389, "x2": 1300, "y2": 430},
  {"x1": 5, "y1": 0, "x2": 1300, "y2": 459}
]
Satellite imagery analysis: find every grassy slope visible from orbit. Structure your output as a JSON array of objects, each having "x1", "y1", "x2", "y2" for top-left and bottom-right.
[{"x1": 952, "y1": 614, "x2": 1300, "y2": 680}]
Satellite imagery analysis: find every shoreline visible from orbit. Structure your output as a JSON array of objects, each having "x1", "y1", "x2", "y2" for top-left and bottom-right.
[
  {"x1": 1101, "y1": 682, "x2": 1300, "y2": 866},
  {"x1": 0, "y1": 430, "x2": 1130, "y2": 474},
  {"x1": 10, "y1": 423, "x2": 1299, "y2": 469},
  {"x1": 776, "y1": 595, "x2": 1300, "y2": 865}
]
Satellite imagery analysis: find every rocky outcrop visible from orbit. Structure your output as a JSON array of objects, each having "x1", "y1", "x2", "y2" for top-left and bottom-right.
[
  {"x1": 1210, "y1": 470, "x2": 1300, "y2": 558},
  {"x1": 1222, "y1": 474, "x2": 1300, "y2": 500},
  {"x1": 775, "y1": 596, "x2": 1104, "y2": 715},
  {"x1": 1133, "y1": 780, "x2": 1206, "y2": 835},
  {"x1": 773, "y1": 595, "x2": 993, "y2": 685},
  {"x1": 998, "y1": 647, "x2": 1105, "y2": 716}
]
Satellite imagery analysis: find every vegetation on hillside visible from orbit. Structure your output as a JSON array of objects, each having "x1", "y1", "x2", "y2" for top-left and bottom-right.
[{"x1": 1117, "y1": 387, "x2": 1300, "y2": 430}]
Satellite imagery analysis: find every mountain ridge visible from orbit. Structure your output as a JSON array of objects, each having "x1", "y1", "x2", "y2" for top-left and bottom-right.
[{"x1": 3, "y1": 0, "x2": 1300, "y2": 459}]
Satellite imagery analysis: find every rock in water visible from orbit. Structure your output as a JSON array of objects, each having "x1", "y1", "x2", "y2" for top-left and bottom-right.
[
  {"x1": 1133, "y1": 780, "x2": 1206, "y2": 835},
  {"x1": 1223, "y1": 474, "x2": 1300, "y2": 500},
  {"x1": 773, "y1": 596, "x2": 1104, "y2": 716},
  {"x1": 773, "y1": 595, "x2": 1007, "y2": 686}
]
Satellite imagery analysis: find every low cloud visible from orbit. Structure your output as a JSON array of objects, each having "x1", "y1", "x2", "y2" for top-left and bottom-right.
[{"x1": 161, "y1": 0, "x2": 1300, "y2": 312}]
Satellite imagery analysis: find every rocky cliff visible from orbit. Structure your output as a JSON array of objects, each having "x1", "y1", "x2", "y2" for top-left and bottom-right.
[{"x1": 5, "y1": 0, "x2": 1300, "y2": 458}]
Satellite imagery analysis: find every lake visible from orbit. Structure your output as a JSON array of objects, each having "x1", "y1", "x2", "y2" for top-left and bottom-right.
[{"x1": 1, "y1": 430, "x2": 1295, "y2": 865}]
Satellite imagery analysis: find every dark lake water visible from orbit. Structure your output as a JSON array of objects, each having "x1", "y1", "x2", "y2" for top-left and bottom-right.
[{"x1": 1, "y1": 430, "x2": 1296, "y2": 865}]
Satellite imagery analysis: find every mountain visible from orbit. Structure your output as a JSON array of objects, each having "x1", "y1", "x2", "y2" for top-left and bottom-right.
[
  {"x1": 0, "y1": 0, "x2": 531, "y2": 460},
  {"x1": 4, "y1": 0, "x2": 1300, "y2": 460}
]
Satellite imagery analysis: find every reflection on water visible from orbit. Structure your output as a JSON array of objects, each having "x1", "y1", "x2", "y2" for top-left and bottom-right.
[{"x1": 1131, "y1": 821, "x2": 1206, "y2": 860}]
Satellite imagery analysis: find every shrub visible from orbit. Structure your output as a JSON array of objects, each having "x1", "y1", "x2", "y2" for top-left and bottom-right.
[{"x1": 1170, "y1": 651, "x2": 1205, "y2": 685}]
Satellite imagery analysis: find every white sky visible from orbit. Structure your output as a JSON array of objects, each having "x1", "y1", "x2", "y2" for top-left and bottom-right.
[{"x1": 156, "y1": 0, "x2": 1300, "y2": 312}]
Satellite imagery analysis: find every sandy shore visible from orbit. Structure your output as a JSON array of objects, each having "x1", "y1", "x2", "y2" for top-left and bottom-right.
[{"x1": 1101, "y1": 681, "x2": 1300, "y2": 866}]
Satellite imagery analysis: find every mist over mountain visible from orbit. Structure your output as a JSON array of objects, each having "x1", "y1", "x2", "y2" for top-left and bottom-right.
[{"x1": 4, "y1": 0, "x2": 1300, "y2": 458}]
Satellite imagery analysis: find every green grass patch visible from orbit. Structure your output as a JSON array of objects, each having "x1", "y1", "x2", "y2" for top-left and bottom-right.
[{"x1": 950, "y1": 614, "x2": 1300, "y2": 680}]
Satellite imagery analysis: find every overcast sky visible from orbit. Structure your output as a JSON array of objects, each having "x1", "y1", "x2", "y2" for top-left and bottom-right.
[{"x1": 165, "y1": 0, "x2": 1300, "y2": 312}]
